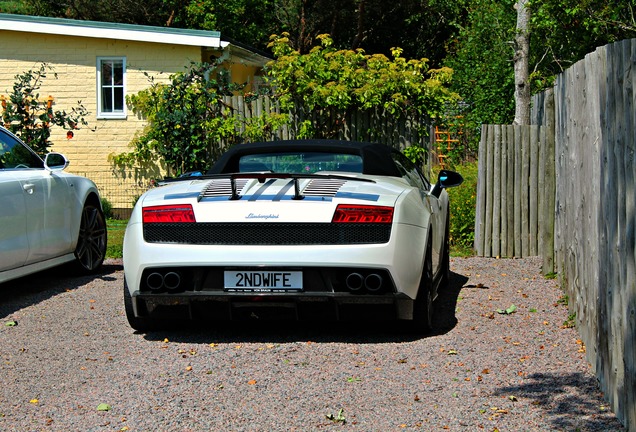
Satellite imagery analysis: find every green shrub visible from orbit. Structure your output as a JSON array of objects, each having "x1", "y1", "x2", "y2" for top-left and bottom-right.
[
  {"x1": 100, "y1": 197, "x2": 114, "y2": 219},
  {"x1": 439, "y1": 161, "x2": 477, "y2": 255}
]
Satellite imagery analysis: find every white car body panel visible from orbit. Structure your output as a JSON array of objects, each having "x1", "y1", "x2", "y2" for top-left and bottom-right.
[{"x1": 0, "y1": 171, "x2": 29, "y2": 270}]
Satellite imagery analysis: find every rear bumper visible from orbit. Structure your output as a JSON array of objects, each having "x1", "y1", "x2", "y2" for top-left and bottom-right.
[{"x1": 131, "y1": 291, "x2": 416, "y2": 321}]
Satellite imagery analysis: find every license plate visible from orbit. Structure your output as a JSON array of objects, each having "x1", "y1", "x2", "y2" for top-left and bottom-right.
[{"x1": 224, "y1": 270, "x2": 303, "y2": 292}]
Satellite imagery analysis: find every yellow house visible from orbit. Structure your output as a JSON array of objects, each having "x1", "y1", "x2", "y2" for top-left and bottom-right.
[{"x1": 0, "y1": 13, "x2": 270, "y2": 213}]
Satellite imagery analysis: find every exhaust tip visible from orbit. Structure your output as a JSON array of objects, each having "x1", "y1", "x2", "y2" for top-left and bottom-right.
[
  {"x1": 365, "y1": 274, "x2": 383, "y2": 292},
  {"x1": 163, "y1": 272, "x2": 181, "y2": 291},
  {"x1": 146, "y1": 272, "x2": 164, "y2": 291},
  {"x1": 345, "y1": 273, "x2": 364, "y2": 291}
]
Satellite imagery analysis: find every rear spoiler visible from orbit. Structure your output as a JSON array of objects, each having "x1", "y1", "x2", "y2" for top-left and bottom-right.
[{"x1": 162, "y1": 172, "x2": 376, "y2": 201}]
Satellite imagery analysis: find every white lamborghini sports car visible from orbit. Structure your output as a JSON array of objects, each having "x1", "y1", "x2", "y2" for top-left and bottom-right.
[{"x1": 123, "y1": 140, "x2": 462, "y2": 332}]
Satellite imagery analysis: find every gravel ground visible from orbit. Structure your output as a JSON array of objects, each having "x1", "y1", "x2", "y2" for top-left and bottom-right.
[{"x1": 0, "y1": 257, "x2": 626, "y2": 431}]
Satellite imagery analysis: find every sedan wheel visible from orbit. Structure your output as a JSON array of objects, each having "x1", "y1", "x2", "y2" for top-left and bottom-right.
[{"x1": 74, "y1": 203, "x2": 107, "y2": 272}]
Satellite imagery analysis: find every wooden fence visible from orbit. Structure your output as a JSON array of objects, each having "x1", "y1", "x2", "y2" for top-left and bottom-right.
[
  {"x1": 475, "y1": 39, "x2": 636, "y2": 430},
  {"x1": 473, "y1": 122, "x2": 555, "y2": 271}
]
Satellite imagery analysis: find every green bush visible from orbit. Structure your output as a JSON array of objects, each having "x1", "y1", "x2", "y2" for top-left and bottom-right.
[
  {"x1": 440, "y1": 161, "x2": 477, "y2": 255},
  {"x1": 100, "y1": 197, "x2": 114, "y2": 219}
]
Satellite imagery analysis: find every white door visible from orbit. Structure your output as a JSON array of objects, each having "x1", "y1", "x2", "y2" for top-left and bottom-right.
[
  {"x1": 0, "y1": 129, "x2": 73, "y2": 269},
  {"x1": 0, "y1": 171, "x2": 29, "y2": 271},
  {"x1": 16, "y1": 170, "x2": 73, "y2": 264}
]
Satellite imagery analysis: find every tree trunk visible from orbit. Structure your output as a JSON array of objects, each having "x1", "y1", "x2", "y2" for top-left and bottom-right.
[{"x1": 513, "y1": 0, "x2": 530, "y2": 125}]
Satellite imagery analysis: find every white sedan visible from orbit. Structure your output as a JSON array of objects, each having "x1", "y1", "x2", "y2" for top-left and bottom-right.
[
  {"x1": 123, "y1": 140, "x2": 462, "y2": 332},
  {"x1": 0, "y1": 126, "x2": 107, "y2": 283}
]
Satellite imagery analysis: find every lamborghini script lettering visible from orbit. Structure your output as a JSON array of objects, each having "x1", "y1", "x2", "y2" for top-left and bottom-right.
[{"x1": 245, "y1": 213, "x2": 280, "y2": 219}]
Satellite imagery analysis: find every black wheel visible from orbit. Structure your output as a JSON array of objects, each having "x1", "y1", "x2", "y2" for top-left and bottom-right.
[
  {"x1": 74, "y1": 202, "x2": 107, "y2": 272},
  {"x1": 124, "y1": 278, "x2": 158, "y2": 332},
  {"x1": 410, "y1": 241, "x2": 434, "y2": 333}
]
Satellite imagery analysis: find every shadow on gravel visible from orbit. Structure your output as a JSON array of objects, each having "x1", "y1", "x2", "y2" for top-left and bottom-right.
[
  {"x1": 0, "y1": 262, "x2": 122, "y2": 320},
  {"x1": 493, "y1": 372, "x2": 625, "y2": 431},
  {"x1": 141, "y1": 271, "x2": 470, "y2": 345}
]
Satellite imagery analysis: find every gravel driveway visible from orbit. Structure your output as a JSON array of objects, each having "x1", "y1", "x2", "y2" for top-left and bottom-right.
[{"x1": 0, "y1": 257, "x2": 626, "y2": 431}]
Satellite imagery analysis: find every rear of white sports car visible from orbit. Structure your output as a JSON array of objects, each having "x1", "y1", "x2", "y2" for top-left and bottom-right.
[{"x1": 123, "y1": 141, "x2": 461, "y2": 331}]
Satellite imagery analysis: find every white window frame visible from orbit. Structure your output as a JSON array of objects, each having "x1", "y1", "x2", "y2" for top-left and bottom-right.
[{"x1": 96, "y1": 57, "x2": 127, "y2": 119}]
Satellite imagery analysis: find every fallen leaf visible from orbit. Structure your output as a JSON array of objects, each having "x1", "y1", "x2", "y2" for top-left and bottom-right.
[
  {"x1": 185, "y1": 366, "x2": 193, "y2": 371},
  {"x1": 509, "y1": 396, "x2": 518, "y2": 402},
  {"x1": 29, "y1": 399, "x2": 39, "y2": 404},
  {"x1": 5, "y1": 321, "x2": 17, "y2": 327},
  {"x1": 248, "y1": 380, "x2": 257, "y2": 385},
  {"x1": 96, "y1": 403, "x2": 111, "y2": 411}
]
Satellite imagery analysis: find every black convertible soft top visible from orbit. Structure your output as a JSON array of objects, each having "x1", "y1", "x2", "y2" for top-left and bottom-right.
[{"x1": 207, "y1": 140, "x2": 403, "y2": 177}]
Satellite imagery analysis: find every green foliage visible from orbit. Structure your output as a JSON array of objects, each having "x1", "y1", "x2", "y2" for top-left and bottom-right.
[
  {"x1": 0, "y1": 0, "x2": 31, "y2": 13},
  {"x1": 112, "y1": 62, "x2": 247, "y2": 176},
  {"x1": 442, "y1": 161, "x2": 477, "y2": 255},
  {"x1": 1, "y1": 63, "x2": 90, "y2": 156},
  {"x1": 266, "y1": 33, "x2": 458, "y2": 138},
  {"x1": 100, "y1": 197, "x2": 114, "y2": 219},
  {"x1": 528, "y1": 0, "x2": 636, "y2": 89},
  {"x1": 444, "y1": 0, "x2": 516, "y2": 127}
]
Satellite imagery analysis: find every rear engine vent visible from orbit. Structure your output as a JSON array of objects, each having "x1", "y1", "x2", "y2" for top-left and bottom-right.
[
  {"x1": 303, "y1": 178, "x2": 347, "y2": 197},
  {"x1": 199, "y1": 179, "x2": 248, "y2": 199}
]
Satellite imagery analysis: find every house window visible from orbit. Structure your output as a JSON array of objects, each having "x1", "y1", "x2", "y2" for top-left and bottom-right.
[{"x1": 97, "y1": 57, "x2": 126, "y2": 119}]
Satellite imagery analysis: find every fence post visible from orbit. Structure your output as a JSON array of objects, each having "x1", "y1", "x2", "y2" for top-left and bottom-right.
[{"x1": 542, "y1": 88, "x2": 556, "y2": 274}]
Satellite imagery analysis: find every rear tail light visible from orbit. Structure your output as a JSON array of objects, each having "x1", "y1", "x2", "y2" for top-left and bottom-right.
[
  {"x1": 331, "y1": 204, "x2": 393, "y2": 223},
  {"x1": 143, "y1": 205, "x2": 196, "y2": 223}
]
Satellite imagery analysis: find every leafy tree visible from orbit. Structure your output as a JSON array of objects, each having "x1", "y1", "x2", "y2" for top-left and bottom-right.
[
  {"x1": 113, "y1": 61, "x2": 288, "y2": 176},
  {"x1": 444, "y1": 0, "x2": 517, "y2": 127},
  {"x1": 1, "y1": 63, "x2": 90, "y2": 156},
  {"x1": 23, "y1": 0, "x2": 171, "y2": 26},
  {"x1": 266, "y1": 33, "x2": 458, "y2": 139},
  {"x1": 272, "y1": 0, "x2": 467, "y2": 65},
  {"x1": 0, "y1": 0, "x2": 31, "y2": 14},
  {"x1": 527, "y1": 0, "x2": 636, "y2": 89}
]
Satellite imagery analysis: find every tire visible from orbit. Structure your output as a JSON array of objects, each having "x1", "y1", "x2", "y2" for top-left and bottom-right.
[
  {"x1": 124, "y1": 278, "x2": 158, "y2": 332},
  {"x1": 440, "y1": 211, "x2": 451, "y2": 287},
  {"x1": 410, "y1": 240, "x2": 434, "y2": 334},
  {"x1": 74, "y1": 202, "x2": 107, "y2": 273}
]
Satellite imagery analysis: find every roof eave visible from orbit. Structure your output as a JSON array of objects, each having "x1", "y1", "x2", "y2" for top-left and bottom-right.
[{"x1": 0, "y1": 14, "x2": 223, "y2": 48}]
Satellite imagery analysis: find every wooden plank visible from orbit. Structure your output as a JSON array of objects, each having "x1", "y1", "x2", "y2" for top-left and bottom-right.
[
  {"x1": 492, "y1": 125, "x2": 501, "y2": 257},
  {"x1": 514, "y1": 125, "x2": 522, "y2": 256},
  {"x1": 484, "y1": 125, "x2": 495, "y2": 257},
  {"x1": 529, "y1": 125, "x2": 539, "y2": 255},
  {"x1": 625, "y1": 39, "x2": 636, "y2": 429},
  {"x1": 500, "y1": 125, "x2": 508, "y2": 256},
  {"x1": 506, "y1": 125, "x2": 515, "y2": 257},
  {"x1": 542, "y1": 88, "x2": 556, "y2": 274},
  {"x1": 520, "y1": 125, "x2": 530, "y2": 257},
  {"x1": 474, "y1": 123, "x2": 484, "y2": 255}
]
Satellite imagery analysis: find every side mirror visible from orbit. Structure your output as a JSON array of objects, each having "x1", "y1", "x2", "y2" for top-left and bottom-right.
[
  {"x1": 44, "y1": 152, "x2": 70, "y2": 171},
  {"x1": 431, "y1": 169, "x2": 464, "y2": 198}
]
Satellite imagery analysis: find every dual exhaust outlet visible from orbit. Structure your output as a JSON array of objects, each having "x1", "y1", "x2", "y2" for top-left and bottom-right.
[
  {"x1": 345, "y1": 272, "x2": 383, "y2": 293},
  {"x1": 146, "y1": 271, "x2": 182, "y2": 291}
]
